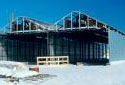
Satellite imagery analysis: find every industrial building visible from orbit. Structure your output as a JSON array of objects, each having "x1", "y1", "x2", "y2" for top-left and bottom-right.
[{"x1": 0, "y1": 11, "x2": 124, "y2": 65}]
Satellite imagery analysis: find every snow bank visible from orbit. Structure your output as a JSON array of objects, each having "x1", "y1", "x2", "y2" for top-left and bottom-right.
[
  {"x1": 13, "y1": 70, "x2": 38, "y2": 78},
  {"x1": 0, "y1": 61, "x2": 38, "y2": 78},
  {"x1": 0, "y1": 67, "x2": 12, "y2": 77},
  {"x1": 0, "y1": 61, "x2": 26, "y2": 70},
  {"x1": 110, "y1": 60, "x2": 125, "y2": 65}
]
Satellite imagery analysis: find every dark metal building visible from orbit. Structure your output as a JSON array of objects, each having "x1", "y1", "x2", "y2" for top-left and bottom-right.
[{"x1": 0, "y1": 11, "x2": 124, "y2": 65}]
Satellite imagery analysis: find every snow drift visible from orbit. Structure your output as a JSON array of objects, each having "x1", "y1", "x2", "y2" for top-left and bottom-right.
[{"x1": 0, "y1": 61, "x2": 38, "y2": 78}]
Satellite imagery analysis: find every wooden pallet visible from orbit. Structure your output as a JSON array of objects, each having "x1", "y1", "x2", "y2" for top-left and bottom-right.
[{"x1": 37, "y1": 56, "x2": 69, "y2": 67}]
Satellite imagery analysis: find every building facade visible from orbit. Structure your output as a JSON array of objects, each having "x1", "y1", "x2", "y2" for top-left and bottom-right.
[{"x1": 0, "y1": 11, "x2": 124, "y2": 65}]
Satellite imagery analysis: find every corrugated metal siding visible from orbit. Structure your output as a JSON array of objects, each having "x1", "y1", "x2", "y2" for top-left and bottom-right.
[
  {"x1": 109, "y1": 30, "x2": 125, "y2": 61},
  {"x1": 0, "y1": 36, "x2": 7, "y2": 60}
]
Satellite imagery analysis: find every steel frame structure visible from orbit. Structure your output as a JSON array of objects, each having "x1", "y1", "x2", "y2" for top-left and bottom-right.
[
  {"x1": 0, "y1": 11, "x2": 124, "y2": 65},
  {"x1": 0, "y1": 11, "x2": 124, "y2": 37}
]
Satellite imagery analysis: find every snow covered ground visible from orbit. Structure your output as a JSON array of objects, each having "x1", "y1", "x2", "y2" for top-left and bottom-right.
[
  {"x1": 0, "y1": 60, "x2": 125, "y2": 85},
  {"x1": 40, "y1": 62, "x2": 125, "y2": 85}
]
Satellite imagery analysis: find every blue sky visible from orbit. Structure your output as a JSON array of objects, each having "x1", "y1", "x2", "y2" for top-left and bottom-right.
[{"x1": 0, "y1": 0, "x2": 125, "y2": 32}]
